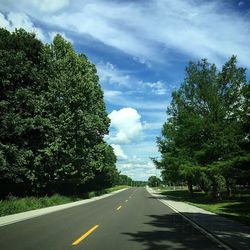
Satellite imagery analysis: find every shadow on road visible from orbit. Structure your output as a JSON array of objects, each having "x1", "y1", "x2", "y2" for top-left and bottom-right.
[
  {"x1": 123, "y1": 212, "x2": 225, "y2": 250},
  {"x1": 146, "y1": 194, "x2": 250, "y2": 250},
  {"x1": 122, "y1": 194, "x2": 250, "y2": 250}
]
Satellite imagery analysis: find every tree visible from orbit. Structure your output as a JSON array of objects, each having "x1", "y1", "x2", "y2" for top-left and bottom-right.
[
  {"x1": 87, "y1": 143, "x2": 118, "y2": 190},
  {"x1": 155, "y1": 56, "x2": 249, "y2": 198},
  {"x1": 116, "y1": 174, "x2": 133, "y2": 186},
  {"x1": 0, "y1": 28, "x2": 46, "y2": 195},
  {"x1": 132, "y1": 180, "x2": 147, "y2": 187},
  {"x1": 0, "y1": 29, "x2": 117, "y2": 196},
  {"x1": 29, "y1": 34, "x2": 114, "y2": 193},
  {"x1": 148, "y1": 176, "x2": 161, "y2": 187}
]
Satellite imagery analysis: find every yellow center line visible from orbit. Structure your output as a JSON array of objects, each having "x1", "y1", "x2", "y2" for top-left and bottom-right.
[
  {"x1": 117, "y1": 205, "x2": 122, "y2": 210},
  {"x1": 72, "y1": 225, "x2": 99, "y2": 246}
]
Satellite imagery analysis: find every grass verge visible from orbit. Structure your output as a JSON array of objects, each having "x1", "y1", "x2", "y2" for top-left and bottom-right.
[
  {"x1": 0, "y1": 185, "x2": 129, "y2": 217},
  {"x1": 160, "y1": 189, "x2": 250, "y2": 226}
]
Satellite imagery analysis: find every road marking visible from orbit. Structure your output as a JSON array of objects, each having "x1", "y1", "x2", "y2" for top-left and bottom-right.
[
  {"x1": 117, "y1": 205, "x2": 122, "y2": 210},
  {"x1": 72, "y1": 225, "x2": 99, "y2": 246}
]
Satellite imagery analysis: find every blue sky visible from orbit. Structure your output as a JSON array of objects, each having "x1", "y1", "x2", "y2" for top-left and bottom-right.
[{"x1": 1, "y1": 0, "x2": 250, "y2": 181}]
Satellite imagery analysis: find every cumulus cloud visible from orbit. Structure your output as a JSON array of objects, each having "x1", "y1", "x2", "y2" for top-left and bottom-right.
[
  {"x1": 108, "y1": 108, "x2": 143, "y2": 144},
  {"x1": 111, "y1": 144, "x2": 127, "y2": 159},
  {"x1": 0, "y1": 12, "x2": 46, "y2": 41}
]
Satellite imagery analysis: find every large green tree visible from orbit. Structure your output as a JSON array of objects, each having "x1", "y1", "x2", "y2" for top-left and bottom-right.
[
  {"x1": 0, "y1": 28, "x2": 46, "y2": 194},
  {"x1": 0, "y1": 29, "x2": 117, "y2": 196},
  {"x1": 31, "y1": 35, "x2": 113, "y2": 192},
  {"x1": 155, "y1": 56, "x2": 249, "y2": 197}
]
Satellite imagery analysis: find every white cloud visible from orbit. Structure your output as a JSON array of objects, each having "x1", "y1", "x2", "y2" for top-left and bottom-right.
[
  {"x1": 143, "y1": 80, "x2": 167, "y2": 95},
  {"x1": 2, "y1": 0, "x2": 249, "y2": 67},
  {"x1": 111, "y1": 144, "x2": 127, "y2": 159},
  {"x1": 143, "y1": 122, "x2": 163, "y2": 130},
  {"x1": 114, "y1": 138, "x2": 162, "y2": 180},
  {"x1": 133, "y1": 56, "x2": 152, "y2": 68},
  {"x1": 123, "y1": 140, "x2": 159, "y2": 159},
  {"x1": 117, "y1": 159, "x2": 161, "y2": 181},
  {"x1": 108, "y1": 108, "x2": 143, "y2": 144},
  {"x1": 29, "y1": 0, "x2": 69, "y2": 12},
  {"x1": 97, "y1": 62, "x2": 130, "y2": 86},
  {"x1": 99, "y1": 61, "x2": 171, "y2": 97},
  {"x1": 52, "y1": 1, "x2": 160, "y2": 62},
  {"x1": 0, "y1": 12, "x2": 46, "y2": 41},
  {"x1": 103, "y1": 90, "x2": 122, "y2": 99},
  {"x1": 99, "y1": 63, "x2": 171, "y2": 112},
  {"x1": 104, "y1": 90, "x2": 168, "y2": 110},
  {"x1": 2, "y1": 0, "x2": 70, "y2": 13}
]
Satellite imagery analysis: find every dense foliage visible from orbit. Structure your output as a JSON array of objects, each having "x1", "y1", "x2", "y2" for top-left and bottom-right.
[
  {"x1": 148, "y1": 176, "x2": 162, "y2": 187},
  {"x1": 0, "y1": 28, "x2": 118, "y2": 197},
  {"x1": 114, "y1": 174, "x2": 147, "y2": 187},
  {"x1": 116, "y1": 174, "x2": 133, "y2": 186},
  {"x1": 155, "y1": 56, "x2": 250, "y2": 198}
]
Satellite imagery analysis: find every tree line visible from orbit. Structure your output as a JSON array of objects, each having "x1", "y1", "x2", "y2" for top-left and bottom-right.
[
  {"x1": 116, "y1": 174, "x2": 147, "y2": 187},
  {"x1": 155, "y1": 56, "x2": 250, "y2": 198},
  {"x1": 0, "y1": 28, "x2": 121, "y2": 197}
]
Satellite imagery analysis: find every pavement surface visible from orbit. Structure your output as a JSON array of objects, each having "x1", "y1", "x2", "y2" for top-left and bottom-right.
[{"x1": 0, "y1": 187, "x2": 232, "y2": 250}]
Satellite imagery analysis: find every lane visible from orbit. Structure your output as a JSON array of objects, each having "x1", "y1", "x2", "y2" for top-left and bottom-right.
[
  {"x1": 78, "y1": 187, "x2": 223, "y2": 250},
  {"x1": 0, "y1": 188, "x2": 134, "y2": 250},
  {"x1": 0, "y1": 187, "x2": 224, "y2": 250}
]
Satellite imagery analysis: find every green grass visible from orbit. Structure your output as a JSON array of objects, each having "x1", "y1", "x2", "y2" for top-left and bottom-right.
[
  {"x1": 153, "y1": 186, "x2": 188, "y2": 192},
  {"x1": 160, "y1": 189, "x2": 250, "y2": 226},
  {"x1": 0, "y1": 185, "x2": 129, "y2": 217}
]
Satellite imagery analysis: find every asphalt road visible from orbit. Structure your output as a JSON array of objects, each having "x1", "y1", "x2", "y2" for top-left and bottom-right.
[{"x1": 0, "y1": 187, "x2": 223, "y2": 250}]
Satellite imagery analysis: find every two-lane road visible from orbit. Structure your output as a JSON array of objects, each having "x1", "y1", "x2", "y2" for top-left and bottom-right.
[{"x1": 0, "y1": 188, "x2": 223, "y2": 249}]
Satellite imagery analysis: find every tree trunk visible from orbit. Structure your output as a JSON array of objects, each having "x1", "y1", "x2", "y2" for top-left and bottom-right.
[
  {"x1": 188, "y1": 180, "x2": 193, "y2": 193},
  {"x1": 212, "y1": 182, "x2": 221, "y2": 200},
  {"x1": 226, "y1": 181, "x2": 232, "y2": 197}
]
